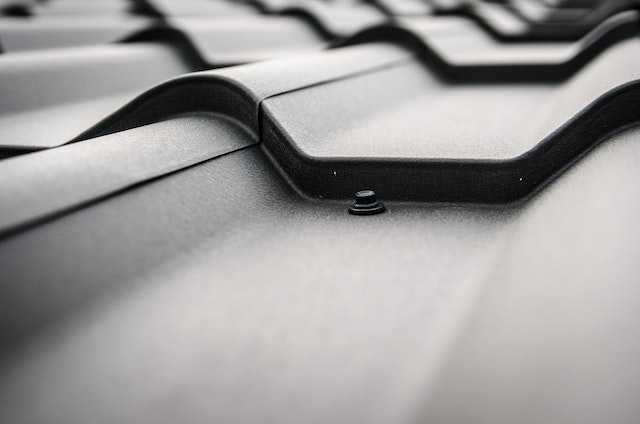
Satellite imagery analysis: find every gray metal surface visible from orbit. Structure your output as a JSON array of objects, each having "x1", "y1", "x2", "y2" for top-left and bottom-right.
[{"x1": 1, "y1": 0, "x2": 639, "y2": 423}]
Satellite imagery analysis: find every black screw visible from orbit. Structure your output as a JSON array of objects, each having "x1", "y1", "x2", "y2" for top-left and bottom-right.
[{"x1": 348, "y1": 190, "x2": 385, "y2": 215}]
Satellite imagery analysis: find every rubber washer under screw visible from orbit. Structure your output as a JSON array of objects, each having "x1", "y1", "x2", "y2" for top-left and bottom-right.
[{"x1": 348, "y1": 190, "x2": 385, "y2": 215}]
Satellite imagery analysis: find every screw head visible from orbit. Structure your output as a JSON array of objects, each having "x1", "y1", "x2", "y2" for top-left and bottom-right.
[{"x1": 349, "y1": 190, "x2": 385, "y2": 215}]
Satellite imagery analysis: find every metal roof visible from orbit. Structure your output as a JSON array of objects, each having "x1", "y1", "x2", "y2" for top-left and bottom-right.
[{"x1": 1, "y1": 1, "x2": 640, "y2": 423}]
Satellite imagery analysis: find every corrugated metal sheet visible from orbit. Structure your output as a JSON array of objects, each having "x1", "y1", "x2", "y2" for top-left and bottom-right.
[{"x1": 1, "y1": 1, "x2": 640, "y2": 423}]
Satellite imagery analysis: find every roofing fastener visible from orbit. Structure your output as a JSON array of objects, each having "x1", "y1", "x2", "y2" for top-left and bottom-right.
[{"x1": 348, "y1": 190, "x2": 386, "y2": 215}]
